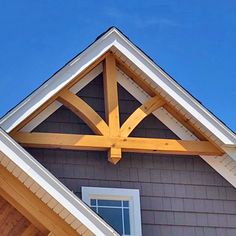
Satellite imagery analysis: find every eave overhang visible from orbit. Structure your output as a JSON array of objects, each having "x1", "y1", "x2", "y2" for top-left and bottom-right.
[{"x1": 0, "y1": 128, "x2": 119, "y2": 236}]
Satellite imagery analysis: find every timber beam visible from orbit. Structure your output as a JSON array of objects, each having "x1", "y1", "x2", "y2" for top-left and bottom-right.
[
  {"x1": 0, "y1": 164, "x2": 81, "y2": 236},
  {"x1": 115, "y1": 56, "x2": 208, "y2": 141},
  {"x1": 14, "y1": 132, "x2": 224, "y2": 157},
  {"x1": 120, "y1": 96, "x2": 165, "y2": 137},
  {"x1": 58, "y1": 90, "x2": 109, "y2": 136},
  {"x1": 21, "y1": 224, "x2": 40, "y2": 236},
  {"x1": 10, "y1": 52, "x2": 109, "y2": 136},
  {"x1": 103, "y1": 54, "x2": 121, "y2": 163}
]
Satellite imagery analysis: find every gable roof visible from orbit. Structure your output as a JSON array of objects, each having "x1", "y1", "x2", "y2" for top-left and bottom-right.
[
  {"x1": 1, "y1": 27, "x2": 236, "y2": 146},
  {"x1": 0, "y1": 27, "x2": 236, "y2": 233},
  {"x1": 0, "y1": 127, "x2": 119, "y2": 235}
]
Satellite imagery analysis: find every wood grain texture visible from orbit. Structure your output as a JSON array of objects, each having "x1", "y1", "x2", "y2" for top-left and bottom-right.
[
  {"x1": 116, "y1": 55, "x2": 208, "y2": 141},
  {"x1": 10, "y1": 53, "x2": 108, "y2": 135},
  {"x1": 103, "y1": 53, "x2": 121, "y2": 163},
  {"x1": 58, "y1": 90, "x2": 109, "y2": 136},
  {"x1": 21, "y1": 224, "x2": 42, "y2": 236},
  {"x1": 120, "y1": 96, "x2": 165, "y2": 137},
  {"x1": 0, "y1": 165, "x2": 81, "y2": 236},
  {"x1": 11, "y1": 50, "x2": 225, "y2": 165},
  {"x1": 103, "y1": 53, "x2": 120, "y2": 136},
  {"x1": 15, "y1": 132, "x2": 223, "y2": 156},
  {"x1": 0, "y1": 195, "x2": 43, "y2": 236}
]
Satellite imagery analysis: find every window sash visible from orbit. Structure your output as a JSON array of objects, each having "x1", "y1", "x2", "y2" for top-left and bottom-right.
[{"x1": 82, "y1": 187, "x2": 142, "y2": 236}]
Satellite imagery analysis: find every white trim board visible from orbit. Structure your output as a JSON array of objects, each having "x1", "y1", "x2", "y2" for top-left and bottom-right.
[{"x1": 1, "y1": 27, "x2": 236, "y2": 146}]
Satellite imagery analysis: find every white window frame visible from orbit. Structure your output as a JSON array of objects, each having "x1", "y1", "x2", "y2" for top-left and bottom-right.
[{"x1": 82, "y1": 187, "x2": 142, "y2": 236}]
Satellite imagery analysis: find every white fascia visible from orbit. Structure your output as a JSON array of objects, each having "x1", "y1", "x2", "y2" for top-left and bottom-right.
[{"x1": 0, "y1": 128, "x2": 119, "y2": 236}]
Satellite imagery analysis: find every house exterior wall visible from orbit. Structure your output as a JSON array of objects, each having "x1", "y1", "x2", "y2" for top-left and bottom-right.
[{"x1": 26, "y1": 75, "x2": 236, "y2": 236}]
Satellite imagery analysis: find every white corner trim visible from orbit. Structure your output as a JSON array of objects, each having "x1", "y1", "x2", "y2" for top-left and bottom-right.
[
  {"x1": 0, "y1": 128, "x2": 119, "y2": 236},
  {"x1": 82, "y1": 187, "x2": 142, "y2": 236}
]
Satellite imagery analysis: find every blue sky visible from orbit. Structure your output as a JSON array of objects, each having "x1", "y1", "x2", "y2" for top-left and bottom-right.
[{"x1": 0, "y1": 1, "x2": 235, "y2": 131}]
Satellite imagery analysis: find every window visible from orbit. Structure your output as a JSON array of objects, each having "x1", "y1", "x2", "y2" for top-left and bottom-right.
[{"x1": 82, "y1": 187, "x2": 142, "y2": 236}]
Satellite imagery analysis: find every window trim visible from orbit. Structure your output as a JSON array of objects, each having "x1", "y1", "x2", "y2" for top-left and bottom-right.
[{"x1": 82, "y1": 187, "x2": 142, "y2": 236}]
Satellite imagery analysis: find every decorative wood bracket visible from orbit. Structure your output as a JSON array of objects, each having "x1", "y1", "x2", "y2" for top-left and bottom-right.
[
  {"x1": 14, "y1": 132, "x2": 223, "y2": 158},
  {"x1": 12, "y1": 52, "x2": 224, "y2": 164},
  {"x1": 120, "y1": 96, "x2": 165, "y2": 137},
  {"x1": 58, "y1": 90, "x2": 109, "y2": 136}
]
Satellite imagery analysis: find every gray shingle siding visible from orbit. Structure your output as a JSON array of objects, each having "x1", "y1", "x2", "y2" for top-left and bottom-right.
[{"x1": 27, "y1": 74, "x2": 236, "y2": 236}]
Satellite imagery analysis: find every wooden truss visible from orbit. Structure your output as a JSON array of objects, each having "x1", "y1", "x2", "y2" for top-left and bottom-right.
[{"x1": 11, "y1": 52, "x2": 224, "y2": 164}]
